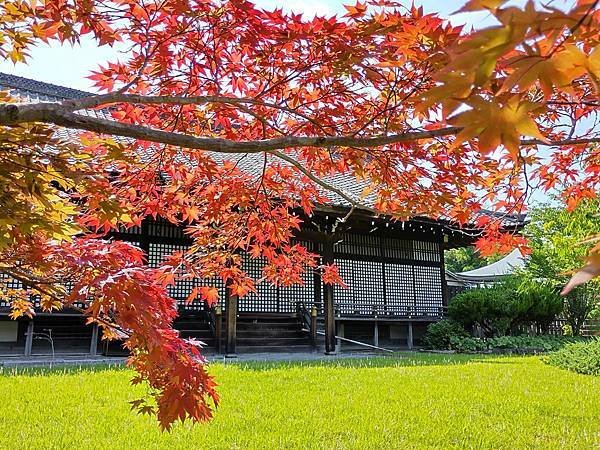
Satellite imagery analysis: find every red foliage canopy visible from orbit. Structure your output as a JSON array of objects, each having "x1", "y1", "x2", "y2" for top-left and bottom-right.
[{"x1": 0, "y1": 0, "x2": 598, "y2": 429}]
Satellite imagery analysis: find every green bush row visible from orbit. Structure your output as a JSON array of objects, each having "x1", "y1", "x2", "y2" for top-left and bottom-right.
[
  {"x1": 545, "y1": 339, "x2": 600, "y2": 376},
  {"x1": 423, "y1": 320, "x2": 587, "y2": 352},
  {"x1": 448, "y1": 335, "x2": 587, "y2": 353},
  {"x1": 447, "y1": 278, "x2": 564, "y2": 337}
]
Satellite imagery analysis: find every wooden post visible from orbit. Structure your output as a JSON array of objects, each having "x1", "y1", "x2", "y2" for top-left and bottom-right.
[
  {"x1": 322, "y1": 237, "x2": 336, "y2": 355},
  {"x1": 310, "y1": 306, "x2": 317, "y2": 345},
  {"x1": 337, "y1": 322, "x2": 344, "y2": 353},
  {"x1": 407, "y1": 321, "x2": 413, "y2": 350},
  {"x1": 439, "y1": 237, "x2": 448, "y2": 309},
  {"x1": 225, "y1": 286, "x2": 238, "y2": 357},
  {"x1": 374, "y1": 321, "x2": 379, "y2": 347},
  {"x1": 24, "y1": 320, "x2": 34, "y2": 357},
  {"x1": 89, "y1": 323, "x2": 99, "y2": 356},
  {"x1": 215, "y1": 306, "x2": 223, "y2": 354}
]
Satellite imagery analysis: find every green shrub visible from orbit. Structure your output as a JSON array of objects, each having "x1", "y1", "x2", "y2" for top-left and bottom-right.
[
  {"x1": 449, "y1": 336, "x2": 487, "y2": 352},
  {"x1": 448, "y1": 276, "x2": 566, "y2": 337},
  {"x1": 546, "y1": 339, "x2": 600, "y2": 376},
  {"x1": 423, "y1": 320, "x2": 468, "y2": 350},
  {"x1": 448, "y1": 286, "x2": 521, "y2": 337},
  {"x1": 448, "y1": 335, "x2": 586, "y2": 353},
  {"x1": 517, "y1": 279, "x2": 564, "y2": 333}
]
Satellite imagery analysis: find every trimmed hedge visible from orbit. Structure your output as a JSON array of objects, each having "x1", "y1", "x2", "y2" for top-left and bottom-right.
[
  {"x1": 447, "y1": 278, "x2": 564, "y2": 337},
  {"x1": 447, "y1": 335, "x2": 586, "y2": 354},
  {"x1": 545, "y1": 339, "x2": 600, "y2": 376}
]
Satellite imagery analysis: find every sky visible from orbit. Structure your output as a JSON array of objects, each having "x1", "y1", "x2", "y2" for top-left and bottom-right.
[{"x1": 0, "y1": 0, "x2": 503, "y2": 91}]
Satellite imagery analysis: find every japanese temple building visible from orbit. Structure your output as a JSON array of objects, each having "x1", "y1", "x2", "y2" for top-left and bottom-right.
[{"x1": 0, "y1": 73, "x2": 525, "y2": 357}]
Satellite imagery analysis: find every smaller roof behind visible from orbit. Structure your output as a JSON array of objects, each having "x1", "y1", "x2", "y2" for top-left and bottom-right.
[{"x1": 455, "y1": 248, "x2": 525, "y2": 283}]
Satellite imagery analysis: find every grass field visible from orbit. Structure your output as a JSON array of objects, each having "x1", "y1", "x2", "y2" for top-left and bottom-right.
[{"x1": 1, "y1": 354, "x2": 599, "y2": 449}]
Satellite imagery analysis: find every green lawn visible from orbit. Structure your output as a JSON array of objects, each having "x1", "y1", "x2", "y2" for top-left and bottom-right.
[{"x1": 1, "y1": 354, "x2": 599, "y2": 449}]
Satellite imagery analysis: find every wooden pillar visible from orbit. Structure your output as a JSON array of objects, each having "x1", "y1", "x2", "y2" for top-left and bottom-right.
[
  {"x1": 89, "y1": 323, "x2": 99, "y2": 356},
  {"x1": 439, "y1": 237, "x2": 448, "y2": 310},
  {"x1": 215, "y1": 307, "x2": 223, "y2": 354},
  {"x1": 407, "y1": 321, "x2": 413, "y2": 350},
  {"x1": 323, "y1": 237, "x2": 336, "y2": 354},
  {"x1": 336, "y1": 322, "x2": 344, "y2": 352},
  {"x1": 225, "y1": 286, "x2": 238, "y2": 357},
  {"x1": 24, "y1": 320, "x2": 34, "y2": 357},
  {"x1": 373, "y1": 321, "x2": 379, "y2": 347},
  {"x1": 310, "y1": 306, "x2": 318, "y2": 346}
]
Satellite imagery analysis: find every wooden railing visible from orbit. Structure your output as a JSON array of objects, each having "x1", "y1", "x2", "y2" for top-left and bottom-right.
[{"x1": 333, "y1": 303, "x2": 446, "y2": 320}]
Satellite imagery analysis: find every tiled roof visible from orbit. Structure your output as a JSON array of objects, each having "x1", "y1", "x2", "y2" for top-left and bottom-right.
[
  {"x1": 0, "y1": 72, "x2": 372, "y2": 208},
  {"x1": 0, "y1": 72, "x2": 527, "y2": 227},
  {"x1": 0, "y1": 72, "x2": 91, "y2": 101}
]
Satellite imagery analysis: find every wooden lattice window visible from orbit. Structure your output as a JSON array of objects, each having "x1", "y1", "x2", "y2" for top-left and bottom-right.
[
  {"x1": 413, "y1": 240, "x2": 441, "y2": 263},
  {"x1": 335, "y1": 233, "x2": 381, "y2": 258},
  {"x1": 334, "y1": 259, "x2": 385, "y2": 315},
  {"x1": 384, "y1": 263, "x2": 415, "y2": 313},
  {"x1": 147, "y1": 217, "x2": 185, "y2": 239},
  {"x1": 414, "y1": 266, "x2": 443, "y2": 315},
  {"x1": 382, "y1": 238, "x2": 413, "y2": 260},
  {"x1": 238, "y1": 254, "x2": 278, "y2": 313}
]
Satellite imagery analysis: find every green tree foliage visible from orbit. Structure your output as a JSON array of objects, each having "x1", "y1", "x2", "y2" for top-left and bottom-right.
[
  {"x1": 525, "y1": 199, "x2": 600, "y2": 280},
  {"x1": 517, "y1": 276, "x2": 565, "y2": 334},
  {"x1": 444, "y1": 247, "x2": 503, "y2": 273},
  {"x1": 523, "y1": 199, "x2": 600, "y2": 334},
  {"x1": 447, "y1": 276, "x2": 564, "y2": 337}
]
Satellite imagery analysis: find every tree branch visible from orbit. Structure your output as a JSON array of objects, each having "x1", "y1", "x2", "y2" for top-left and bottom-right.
[{"x1": 1, "y1": 102, "x2": 599, "y2": 153}]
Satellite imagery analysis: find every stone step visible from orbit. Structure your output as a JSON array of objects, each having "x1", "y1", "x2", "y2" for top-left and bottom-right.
[
  {"x1": 236, "y1": 321, "x2": 300, "y2": 330},
  {"x1": 235, "y1": 344, "x2": 317, "y2": 353},
  {"x1": 236, "y1": 337, "x2": 311, "y2": 347},
  {"x1": 236, "y1": 329, "x2": 305, "y2": 337}
]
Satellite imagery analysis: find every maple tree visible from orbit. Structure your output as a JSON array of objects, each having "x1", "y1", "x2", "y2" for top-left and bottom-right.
[{"x1": 0, "y1": 0, "x2": 599, "y2": 429}]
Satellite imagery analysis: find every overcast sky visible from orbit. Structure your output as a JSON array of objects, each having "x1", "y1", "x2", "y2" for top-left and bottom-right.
[{"x1": 0, "y1": 0, "x2": 507, "y2": 90}]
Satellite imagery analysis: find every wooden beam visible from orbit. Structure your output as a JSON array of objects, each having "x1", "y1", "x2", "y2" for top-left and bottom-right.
[
  {"x1": 215, "y1": 307, "x2": 223, "y2": 354},
  {"x1": 89, "y1": 323, "x2": 99, "y2": 356},
  {"x1": 24, "y1": 320, "x2": 34, "y2": 357},
  {"x1": 225, "y1": 286, "x2": 238, "y2": 357},
  {"x1": 322, "y1": 237, "x2": 336, "y2": 354},
  {"x1": 336, "y1": 322, "x2": 344, "y2": 352},
  {"x1": 440, "y1": 239, "x2": 449, "y2": 308}
]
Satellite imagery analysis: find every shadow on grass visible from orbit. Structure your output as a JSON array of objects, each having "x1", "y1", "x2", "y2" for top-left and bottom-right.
[
  {"x1": 0, "y1": 361, "x2": 126, "y2": 377},
  {"x1": 225, "y1": 352, "x2": 514, "y2": 372},
  {"x1": 0, "y1": 353, "x2": 535, "y2": 377}
]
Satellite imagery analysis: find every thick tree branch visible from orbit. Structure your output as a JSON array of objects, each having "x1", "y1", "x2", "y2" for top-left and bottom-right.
[{"x1": 1, "y1": 102, "x2": 599, "y2": 153}]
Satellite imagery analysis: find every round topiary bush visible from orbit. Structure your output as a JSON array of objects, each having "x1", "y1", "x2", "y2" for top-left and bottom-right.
[
  {"x1": 545, "y1": 338, "x2": 600, "y2": 376},
  {"x1": 423, "y1": 319, "x2": 468, "y2": 350}
]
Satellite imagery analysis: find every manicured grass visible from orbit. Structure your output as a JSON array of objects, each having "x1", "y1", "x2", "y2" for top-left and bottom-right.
[{"x1": 1, "y1": 354, "x2": 599, "y2": 449}]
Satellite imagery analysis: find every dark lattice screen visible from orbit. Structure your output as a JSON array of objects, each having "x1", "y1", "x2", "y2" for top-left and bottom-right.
[
  {"x1": 279, "y1": 267, "x2": 315, "y2": 313},
  {"x1": 148, "y1": 242, "x2": 195, "y2": 306},
  {"x1": 334, "y1": 259, "x2": 385, "y2": 315},
  {"x1": 117, "y1": 224, "x2": 142, "y2": 235},
  {"x1": 0, "y1": 273, "x2": 22, "y2": 308},
  {"x1": 335, "y1": 234, "x2": 381, "y2": 257},
  {"x1": 414, "y1": 266, "x2": 443, "y2": 315},
  {"x1": 239, "y1": 254, "x2": 279, "y2": 312},
  {"x1": 148, "y1": 217, "x2": 185, "y2": 239},
  {"x1": 385, "y1": 263, "x2": 415, "y2": 312},
  {"x1": 413, "y1": 240, "x2": 441, "y2": 262},
  {"x1": 383, "y1": 238, "x2": 413, "y2": 259},
  {"x1": 331, "y1": 233, "x2": 444, "y2": 317}
]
